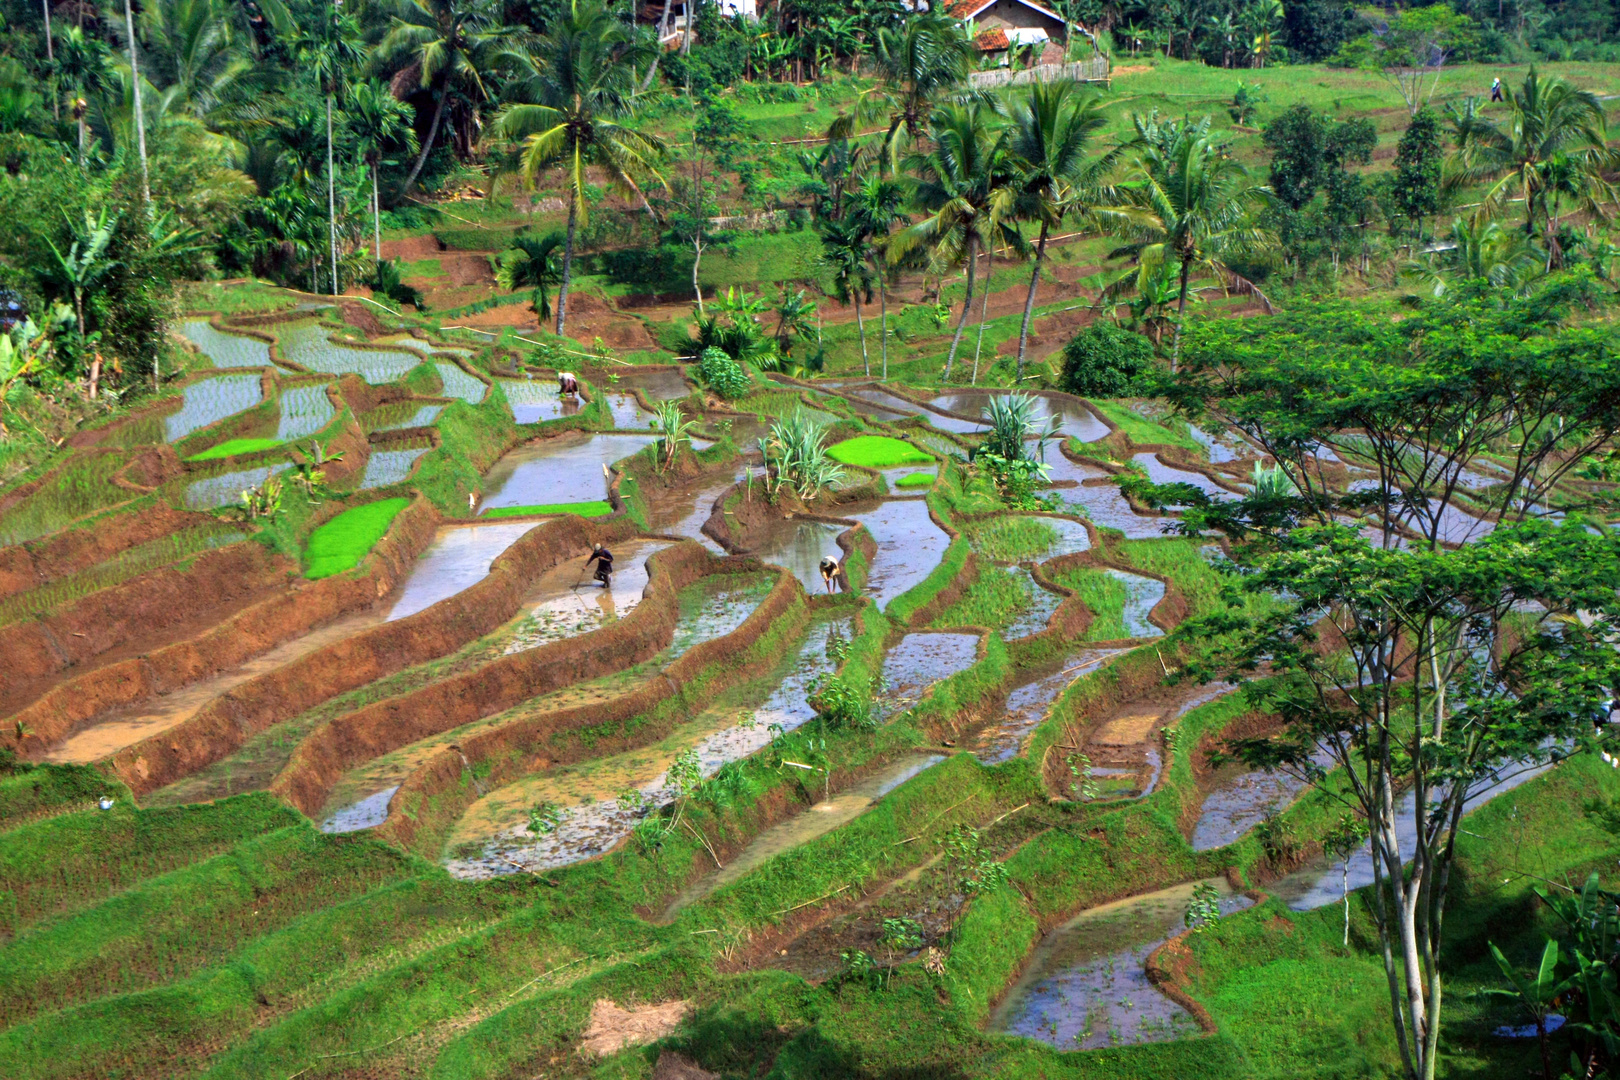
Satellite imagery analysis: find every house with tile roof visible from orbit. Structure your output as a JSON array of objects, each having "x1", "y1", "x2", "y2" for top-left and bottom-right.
[{"x1": 947, "y1": 0, "x2": 1074, "y2": 64}]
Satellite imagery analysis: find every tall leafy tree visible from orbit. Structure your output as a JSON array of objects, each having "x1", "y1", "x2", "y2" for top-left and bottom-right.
[
  {"x1": 492, "y1": 0, "x2": 663, "y2": 337},
  {"x1": 1164, "y1": 278, "x2": 1620, "y2": 1080},
  {"x1": 838, "y1": 13, "x2": 975, "y2": 172},
  {"x1": 52, "y1": 27, "x2": 114, "y2": 168},
  {"x1": 1092, "y1": 112, "x2": 1276, "y2": 364},
  {"x1": 376, "y1": 0, "x2": 517, "y2": 194},
  {"x1": 1449, "y1": 69, "x2": 1616, "y2": 239},
  {"x1": 1006, "y1": 81, "x2": 1115, "y2": 383},
  {"x1": 895, "y1": 103, "x2": 1017, "y2": 383},
  {"x1": 818, "y1": 213, "x2": 874, "y2": 376},
  {"x1": 849, "y1": 173, "x2": 904, "y2": 379},
  {"x1": 1389, "y1": 107, "x2": 1442, "y2": 239},
  {"x1": 348, "y1": 80, "x2": 417, "y2": 259},
  {"x1": 137, "y1": 0, "x2": 253, "y2": 118},
  {"x1": 294, "y1": 3, "x2": 364, "y2": 295}
]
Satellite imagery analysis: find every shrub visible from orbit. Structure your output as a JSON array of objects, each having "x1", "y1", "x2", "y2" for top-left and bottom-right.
[
  {"x1": 697, "y1": 346, "x2": 751, "y2": 400},
  {"x1": 1059, "y1": 323, "x2": 1155, "y2": 398}
]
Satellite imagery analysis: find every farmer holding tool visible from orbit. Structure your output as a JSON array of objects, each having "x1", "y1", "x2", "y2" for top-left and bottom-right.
[
  {"x1": 558, "y1": 371, "x2": 580, "y2": 399},
  {"x1": 586, "y1": 543, "x2": 614, "y2": 587},
  {"x1": 819, "y1": 556, "x2": 842, "y2": 595}
]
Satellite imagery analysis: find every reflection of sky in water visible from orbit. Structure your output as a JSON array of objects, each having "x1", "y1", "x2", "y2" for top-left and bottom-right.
[
  {"x1": 991, "y1": 879, "x2": 1252, "y2": 1049},
  {"x1": 1002, "y1": 566, "x2": 1064, "y2": 641},
  {"x1": 479, "y1": 433, "x2": 660, "y2": 512},
  {"x1": 849, "y1": 500, "x2": 952, "y2": 606},
  {"x1": 976, "y1": 648, "x2": 1124, "y2": 764},
  {"x1": 1109, "y1": 570, "x2": 1166, "y2": 638},
  {"x1": 754, "y1": 519, "x2": 848, "y2": 594},
  {"x1": 878, "y1": 632, "x2": 979, "y2": 718},
  {"x1": 183, "y1": 463, "x2": 291, "y2": 510},
  {"x1": 499, "y1": 378, "x2": 583, "y2": 424},
  {"x1": 934, "y1": 392, "x2": 1110, "y2": 443},
  {"x1": 386, "y1": 522, "x2": 537, "y2": 621},
  {"x1": 321, "y1": 786, "x2": 398, "y2": 834},
  {"x1": 1130, "y1": 453, "x2": 1236, "y2": 501},
  {"x1": 277, "y1": 321, "x2": 421, "y2": 384}
]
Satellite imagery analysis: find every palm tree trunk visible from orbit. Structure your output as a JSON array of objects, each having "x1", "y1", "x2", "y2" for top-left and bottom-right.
[
  {"x1": 403, "y1": 83, "x2": 449, "y2": 194},
  {"x1": 372, "y1": 166, "x2": 381, "y2": 260},
  {"x1": 124, "y1": 0, "x2": 149, "y2": 209},
  {"x1": 327, "y1": 93, "x2": 339, "y2": 296},
  {"x1": 641, "y1": 0, "x2": 674, "y2": 90},
  {"x1": 855, "y1": 290, "x2": 868, "y2": 376},
  {"x1": 43, "y1": 0, "x2": 57, "y2": 122},
  {"x1": 557, "y1": 184, "x2": 578, "y2": 336},
  {"x1": 1171, "y1": 257, "x2": 1191, "y2": 372},
  {"x1": 944, "y1": 234, "x2": 977, "y2": 383},
  {"x1": 1016, "y1": 219, "x2": 1049, "y2": 383},
  {"x1": 692, "y1": 239, "x2": 705, "y2": 316},
  {"x1": 875, "y1": 260, "x2": 889, "y2": 380},
  {"x1": 971, "y1": 245, "x2": 993, "y2": 386}
]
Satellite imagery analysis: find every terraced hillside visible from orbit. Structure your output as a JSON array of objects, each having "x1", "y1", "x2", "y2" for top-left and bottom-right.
[{"x1": 0, "y1": 287, "x2": 1610, "y2": 1080}]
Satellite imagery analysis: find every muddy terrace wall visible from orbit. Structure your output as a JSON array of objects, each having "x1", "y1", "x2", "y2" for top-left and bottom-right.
[
  {"x1": 0, "y1": 541, "x2": 294, "y2": 718},
  {"x1": 0, "y1": 505, "x2": 227, "y2": 598},
  {"x1": 100, "y1": 511, "x2": 643, "y2": 797},
  {"x1": 4, "y1": 496, "x2": 439, "y2": 758},
  {"x1": 269, "y1": 542, "x2": 773, "y2": 818},
  {"x1": 377, "y1": 558, "x2": 810, "y2": 857}
]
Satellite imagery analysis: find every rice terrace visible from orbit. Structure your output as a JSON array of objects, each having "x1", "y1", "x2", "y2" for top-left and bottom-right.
[{"x1": 10, "y1": 0, "x2": 1620, "y2": 1075}]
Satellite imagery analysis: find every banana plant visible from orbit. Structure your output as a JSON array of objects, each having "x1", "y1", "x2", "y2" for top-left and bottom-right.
[{"x1": 1484, "y1": 939, "x2": 1572, "y2": 1080}]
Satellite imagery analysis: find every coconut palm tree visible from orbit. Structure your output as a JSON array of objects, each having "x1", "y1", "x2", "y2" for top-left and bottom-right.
[
  {"x1": 496, "y1": 231, "x2": 564, "y2": 321},
  {"x1": 295, "y1": 4, "x2": 364, "y2": 295},
  {"x1": 1404, "y1": 215, "x2": 1543, "y2": 296},
  {"x1": 1006, "y1": 82, "x2": 1117, "y2": 383},
  {"x1": 491, "y1": 0, "x2": 664, "y2": 338},
  {"x1": 375, "y1": 0, "x2": 518, "y2": 194},
  {"x1": 819, "y1": 214, "x2": 875, "y2": 376},
  {"x1": 1091, "y1": 112, "x2": 1276, "y2": 364},
  {"x1": 348, "y1": 80, "x2": 418, "y2": 260},
  {"x1": 1449, "y1": 68, "x2": 1616, "y2": 239},
  {"x1": 849, "y1": 174, "x2": 905, "y2": 379},
  {"x1": 895, "y1": 103, "x2": 1019, "y2": 383},
  {"x1": 137, "y1": 0, "x2": 253, "y2": 119},
  {"x1": 837, "y1": 13, "x2": 976, "y2": 173}
]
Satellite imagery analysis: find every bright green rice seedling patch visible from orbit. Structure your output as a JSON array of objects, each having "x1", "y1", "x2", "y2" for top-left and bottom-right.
[
  {"x1": 962, "y1": 517, "x2": 1058, "y2": 562},
  {"x1": 481, "y1": 501, "x2": 613, "y2": 519},
  {"x1": 894, "y1": 471, "x2": 935, "y2": 489},
  {"x1": 185, "y1": 437, "x2": 285, "y2": 462},
  {"x1": 826, "y1": 435, "x2": 931, "y2": 468},
  {"x1": 303, "y1": 498, "x2": 410, "y2": 579},
  {"x1": 1053, "y1": 564, "x2": 1130, "y2": 640}
]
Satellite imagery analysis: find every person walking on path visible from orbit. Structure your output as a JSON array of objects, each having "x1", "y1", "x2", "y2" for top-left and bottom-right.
[{"x1": 1491, "y1": 77, "x2": 1503, "y2": 102}]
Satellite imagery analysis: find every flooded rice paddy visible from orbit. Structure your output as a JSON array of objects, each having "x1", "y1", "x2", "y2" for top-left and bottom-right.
[
  {"x1": 501, "y1": 541, "x2": 666, "y2": 653},
  {"x1": 275, "y1": 384, "x2": 335, "y2": 441},
  {"x1": 165, "y1": 374, "x2": 263, "y2": 443},
  {"x1": 974, "y1": 649, "x2": 1127, "y2": 764},
  {"x1": 386, "y1": 521, "x2": 539, "y2": 621},
  {"x1": 1001, "y1": 566, "x2": 1065, "y2": 641},
  {"x1": 359, "y1": 446, "x2": 429, "y2": 489},
  {"x1": 990, "y1": 878, "x2": 1253, "y2": 1050},
  {"x1": 751, "y1": 518, "x2": 849, "y2": 594},
  {"x1": 1108, "y1": 570, "x2": 1167, "y2": 638},
  {"x1": 179, "y1": 319, "x2": 274, "y2": 369},
  {"x1": 877, "y1": 632, "x2": 980, "y2": 719},
  {"x1": 442, "y1": 612, "x2": 854, "y2": 877},
  {"x1": 932, "y1": 392, "x2": 1111, "y2": 443},
  {"x1": 362, "y1": 402, "x2": 443, "y2": 432},
  {"x1": 1129, "y1": 454, "x2": 1236, "y2": 502},
  {"x1": 848, "y1": 500, "x2": 952, "y2": 606},
  {"x1": 478, "y1": 433, "x2": 661, "y2": 513},
  {"x1": 499, "y1": 377, "x2": 583, "y2": 423},
  {"x1": 183, "y1": 463, "x2": 292, "y2": 510},
  {"x1": 276, "y1": 321, "x2": 424, "y2": 383},
  {"x1": 436, "y1": 363, "x2": 487, "y2": 403}
]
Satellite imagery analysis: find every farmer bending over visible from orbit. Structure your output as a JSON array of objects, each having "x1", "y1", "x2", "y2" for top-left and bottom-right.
[
  {"x1": 586, "y1": 543, "x2": 614, "y2": 587},
  {"x1": 558, "y1": 371, "x2": 580, "y2": 399},
  {"x1": 819, "y1": 556, "x2": 842, "y2": 595}
]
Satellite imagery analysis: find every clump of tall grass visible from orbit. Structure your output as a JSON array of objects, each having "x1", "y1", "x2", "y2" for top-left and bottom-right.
[
  {"x1": 759, "y1": 410, "x2": 844, "y2": 500},
  {"x1": 653, "y1": 400, "x2": 698, "y2": 472},
  {"x1": 980, "y1": 393, "x2": 1060, "y2": 464}
]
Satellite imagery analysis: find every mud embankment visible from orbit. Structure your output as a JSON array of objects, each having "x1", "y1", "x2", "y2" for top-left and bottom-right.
[
  {"x1": 6, "y1": 497, "x2": 440, "y2": 758},
  {"x1": 0, "y1": 543, "x2": 294, "y2": 719},
  {"x1": 377, "y1": 560, "x2": 810, "y2": 857},
  {"x1": 0, "y1": 505, "x2": 226, "y2": 598},
  {"x1": 102, "y1": 511, "x2": 643, "y2": 798}
]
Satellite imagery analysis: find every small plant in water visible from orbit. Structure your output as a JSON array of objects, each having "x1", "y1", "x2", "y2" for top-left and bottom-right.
[
  {"x1": 807, "y1": 673, "x2": 875, "y2": 731},
  {"x1": 526, "y1": 801, "x2": 565, "y2": 836},
  {"x1": 1066, "y1": 753, "x2": 1100, "y2": 801},
  {"x1": 616, "y1": 788, "x2": 651, "y2": 816},
  {"x1": 1184, "y1": 882, "x2": 1222, "y2": 933},
  {"x1": 653, "y1": 399, "x2": 697, "y2": 472},
  {"x1": 825, "y1": 631, "x2": 851, "y2": 665}
]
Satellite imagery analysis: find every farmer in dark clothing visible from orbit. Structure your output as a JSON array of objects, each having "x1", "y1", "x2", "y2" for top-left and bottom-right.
[
  {"x1": 586, "y1": 543, "x2": 614, "y2": 587},
  {"x1": 819, "y1": 556, "x2": 842, "y2": 595},
  {"x1": 1490, "y1": 77, "x2": 1503, "y2": 102}
]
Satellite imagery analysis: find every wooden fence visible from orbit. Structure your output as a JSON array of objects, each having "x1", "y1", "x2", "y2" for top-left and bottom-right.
[{"x1": 967, "y1": 55, "x2": 1111, "y2": 89}]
